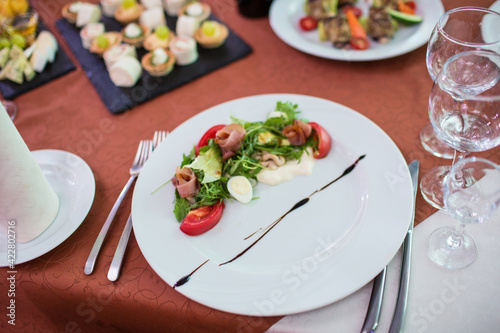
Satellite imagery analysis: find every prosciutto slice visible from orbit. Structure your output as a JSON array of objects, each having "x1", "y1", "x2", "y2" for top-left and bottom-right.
[
  {"x1": 215, "y1": 123, "x2": 246, "y2": 160},
  {"x1": 172, "y1": 166, "x2": 200, "y2": 200},
  {"x1": 282, "y1": 120, "x2": 312, "y2": 146}
]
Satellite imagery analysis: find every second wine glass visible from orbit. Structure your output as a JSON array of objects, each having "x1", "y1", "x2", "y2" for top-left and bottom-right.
[
  {"x1": 428, "y1": 157, "x2": 500, "y2": 269},
  {"x1": 421, "y1": 7, "x2": 500, "y2": 159},
  {"x1": 420, "y1": 50, "x2": 500, "y2": 209}
]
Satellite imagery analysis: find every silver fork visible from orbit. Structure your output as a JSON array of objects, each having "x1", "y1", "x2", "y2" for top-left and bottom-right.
[
  {"x1": 107, "y1": 131, "x2": 167, "y2": 281},
  {"x1": 84, "y1": 140, "x2": 153, "y2": 275}
]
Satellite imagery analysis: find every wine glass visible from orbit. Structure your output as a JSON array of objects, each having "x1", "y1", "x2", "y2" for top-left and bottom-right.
[
  {"x1": 420, "y1": 50, "x2": 500, "y2": 209},
  {"x1": 2, "y1": 100, "x2": 18, "y2": 120},
  {"x1": 428, "y1": 157, "x2": 500, "y2": 269},
  {"x1": 420, "y1": 7, "x2": 500, "y2": 159}
]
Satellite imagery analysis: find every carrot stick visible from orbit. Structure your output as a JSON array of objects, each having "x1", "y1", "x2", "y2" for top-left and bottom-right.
[
  {"x1": 398, "y1": 0, "x2": 415, "y2": 15},
  {"x1": 345, "y1": 8, "x2": 369, "y2": 50}
]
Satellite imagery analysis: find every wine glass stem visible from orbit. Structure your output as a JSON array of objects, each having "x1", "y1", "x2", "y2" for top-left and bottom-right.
[
  {"x1": 447, "y1": 224, "x2": 466, "y2": 249},
  {"x1": 451, "y1": 150, "x2": 468, "y2": 166}
]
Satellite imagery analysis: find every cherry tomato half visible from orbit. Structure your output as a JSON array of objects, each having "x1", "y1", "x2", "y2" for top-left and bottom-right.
[
  {"x1": 308, "y1": 122, "x2": 331, "y2": 159},
  {"x1": 299, "y1": 16, "x2": 318, "y2": 31},
  {"x1": 406, "y1": 1, "x2": 417, "y2": 10},
  {"x1": 350, "y1": 36, "x2": 370, "y2": 50},
  {"x1": 195, "y1": 124, "x2": 226, "y2": 155},
  {"x1": 343, "y1": 6, "x2": 363, "y2": 18},
  {"x1": 180, "y1": 202, "x2": 225, "y2": 236}
]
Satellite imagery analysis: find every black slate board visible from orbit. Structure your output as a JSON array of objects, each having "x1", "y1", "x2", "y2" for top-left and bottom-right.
[
  {"x1": 0, "y1": 21, "x2": 76, "y2": 100},
  {"x1": 56, "y1": 13, "x2": 252, "y2": 114}
]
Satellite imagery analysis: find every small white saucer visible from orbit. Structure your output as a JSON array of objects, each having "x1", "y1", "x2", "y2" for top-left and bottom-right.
[{"x1": 0, "y1": 149, "x2": 95, "y2": 266}]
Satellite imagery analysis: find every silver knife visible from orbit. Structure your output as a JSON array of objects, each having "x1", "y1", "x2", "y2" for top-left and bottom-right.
[
  {"x1": 360, "y1": 160, "x2": 419, "y2": 333},
  {"x1": 388, "y1": 160, "x2": 419, "y2": 333},
  {"x1": 360, "y1": 267, "x2": 386, "y2": 333}
]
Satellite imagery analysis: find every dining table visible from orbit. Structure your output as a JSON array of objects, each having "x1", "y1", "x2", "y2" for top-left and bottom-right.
[{"x1": 1, "y1": 0, "x2": 499, "y2": 332}]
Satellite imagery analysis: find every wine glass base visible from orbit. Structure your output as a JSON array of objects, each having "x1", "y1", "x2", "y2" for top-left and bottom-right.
[
  {"x1": 420, "y1": 165, "x2": 451, "y2": 209},
  {"x1": 420, "y1": 123, "x2": 455, "y2": 159},
  {"x1": 428, "y1": 226, "x2": 477, "y2": 269},
  {"x1": 2, "y1": 100, "x2": 18, "y2": 120}
]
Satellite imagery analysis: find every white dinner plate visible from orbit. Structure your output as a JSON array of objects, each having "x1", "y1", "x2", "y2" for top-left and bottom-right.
[
  {"x1": 491, "y1": 0, "x2": 500, "y2": 13},
  {"x1": 0, "y1": 149, "x2": 95, "y2": 267},
  {"x1": 269, "y1": 0, "x2": 444, "y2": 61},
  {"x1": 132, "y1": 94, "x2": 414, "y2": 316},
  {"x1": 484, "y1": 1, "x2": 500, "y2": 46}
]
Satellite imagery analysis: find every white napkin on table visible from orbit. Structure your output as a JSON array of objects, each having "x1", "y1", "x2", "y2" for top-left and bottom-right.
[
  {"x1": 0, "y1": 103, "x2": 59, "y2": 243},
  {"x1": 268, "y1": 190, "x2": 500, "y2": 332}
]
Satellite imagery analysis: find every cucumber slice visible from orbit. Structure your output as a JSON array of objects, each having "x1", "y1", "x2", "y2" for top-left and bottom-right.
[
  {"x1": 0, "y1": 47, "x2": 10, "y2": 68},
  {"x1": 387, "y1": 8, "x2": 423, "y2": 25},
  {"x1": 318, "y1": 20, "x2": 327, "y2": 42}
]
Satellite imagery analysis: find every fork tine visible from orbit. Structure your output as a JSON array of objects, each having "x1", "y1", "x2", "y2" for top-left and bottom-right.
[
  {"x1": 139, "y1": 140, "x2": 153, "y2": 166},
  {"x1": 153, "y1": 131, "x2": 168, "y2": 150},
  {"x1": 132, "y1": 140, "x2": 145, "y2": 165},
  {"x1": 153, "y1": 131, "x2": 159, "y2": 148}
]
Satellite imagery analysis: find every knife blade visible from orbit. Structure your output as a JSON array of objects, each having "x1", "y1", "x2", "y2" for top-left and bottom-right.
[
  {"x1": 360, "y1": 266, "x2": 386, "y2": 333},
  {"x1": 388, "y1": 160, "x2": 419, "y2": 333},
  {"x1": 360, "y1": 160, "x2": 419, "y2": 333}
]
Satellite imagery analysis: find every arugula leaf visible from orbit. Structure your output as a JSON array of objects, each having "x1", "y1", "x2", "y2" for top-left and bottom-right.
[
  {"x1": 173, "y1": 194, "x2": 192, "y2": 222},
  {"x1": 275, "y1": 101, "x2": 299, "y2": 122},
  {"x1": 180, "y1": 148, "x2": 196, "y2": 167}
]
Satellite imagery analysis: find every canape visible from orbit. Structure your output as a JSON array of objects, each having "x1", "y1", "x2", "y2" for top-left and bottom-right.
[
  {"x1": 194, "y1": 21, "x2": 228, "y2": 48},
  {"x1": 75, "y1": 3, "x2": 102, "y2": 28},
  {"x1": 114, "y1": 0, "x2": 144, "y2": 24},
  {"x1": 61, "y1": 1, "x2": 82, "y2": 23},
  {"x1": 141, "y1": 48, "x2": 176, "y2": 77},
  {"x1": 80, "y1": 22, "x2": 105, "y2": 49},
  {"x1": 109, "y1": 56, "x2": 142, "y2": 87},
  {"x1": 100, "y1": 0, "x2": 121, "y2": 17},
  {"x1": 90, "y1": 32, "x2": 122, "y2": 56},
  {"x1": 121, "y1": 23, "x2": 150, "y2": 48},
  {"x1": 139, "y1": 7, "x2": 166, "y2": 30},
  {"x1": 176, "y1": 15, "x2": 199, "y2": 37},
  {"x1": 177, "y1": 1, "x2": 211, "y2": 22},
  {"x1": 165, "y1": 0, "x2": 187, "y2": 16},
  {"x1": 103, "y1": 43, "x2": 137, "y2": 69},
  {"x1": 169, "y1": 35, "x2": 198, "y2": 65},
  {"x1": 143, "y1": 25, "x2": 174, "y2": 51}
]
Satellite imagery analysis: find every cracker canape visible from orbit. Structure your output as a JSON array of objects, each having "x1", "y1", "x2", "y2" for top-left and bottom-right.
[
  {"x1": 121, "y1": 23, "x2": 150, "y2": 48},
  {"x1": 194, "y1": 21, "x2": 228, "y2": 49},
  {"x1": 141, "y1": 48, "x2": 176, "y2": 77},
  {"x1": 177, "y1": 1, "x2": 211, "y2": 22},
  {"x1": 114, "y1": 0, "x2": 144, "y2": 24},
  {"x1": 143, "y1": 25, "x2": 174, "y2": 51},
  {"x1": 90, "y1": 32, "x2": 122, "y2": 56}
]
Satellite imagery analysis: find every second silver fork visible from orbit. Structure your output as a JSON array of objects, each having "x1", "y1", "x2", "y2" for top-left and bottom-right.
[
  {"x1": 84, "y1": 139, "x2": 153, "y2": 275},
  {"x1": 107, "y1": 131, "x2": 167, "y2": 281}
]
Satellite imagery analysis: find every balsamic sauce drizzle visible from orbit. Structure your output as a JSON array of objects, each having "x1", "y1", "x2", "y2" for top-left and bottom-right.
[
  {"x1": 219, "y1": 154, "x2": 366, "y2": 266},
  {"x1": 173, "y1": 259, "x2": 210, "y2": 289},
  {"x1": 244, "y1": 228, "x2": 262, "y2": 240}
]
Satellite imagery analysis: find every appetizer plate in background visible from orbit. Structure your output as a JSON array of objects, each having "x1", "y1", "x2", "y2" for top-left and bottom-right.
[
  {"x1": 132, "y1": 94, "x2": 414, "y2": 316},
  {"x1": 0, "y1": 21, "x2": 76, "y2": 100},
  {"x1": 269, "y1": 0, "x2": 444, "y2": 61},
  {"x1": 0, "y1": 150, "x2": 95, "y2": 266},
  {"x1": 56, "y1": 13, "x2": 252, "y2": 114}
]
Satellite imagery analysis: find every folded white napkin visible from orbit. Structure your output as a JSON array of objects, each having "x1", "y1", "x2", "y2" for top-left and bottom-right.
[
  {"x1": 0, "y1": 103, "x2": 59, "y2": 243},
  {"x1": 268, "y1": 193, "x2": 500, "y2": 332}
]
